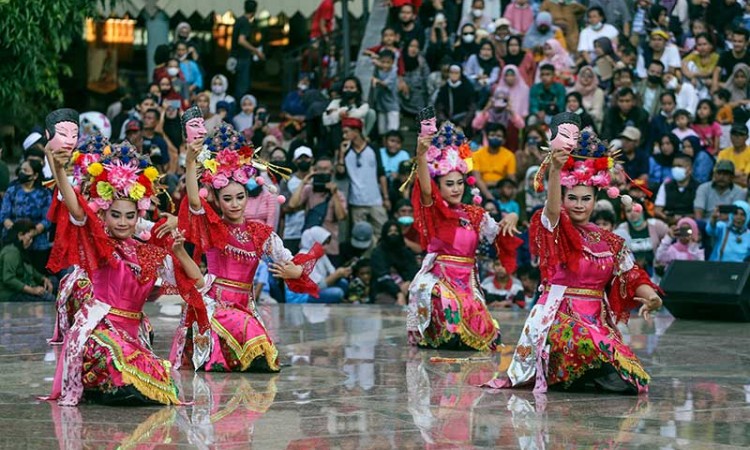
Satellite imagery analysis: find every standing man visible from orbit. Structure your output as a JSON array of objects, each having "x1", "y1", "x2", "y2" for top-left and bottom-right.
[
  {"x1": 232, "y1": 0, "x2": 265, "y2": 99},
  {"x1": 335, "y1": 118, "x2": 390, "y2": 241},
  {"x1": 311, "y1": 0, "x2": 338, "y2": 42}
]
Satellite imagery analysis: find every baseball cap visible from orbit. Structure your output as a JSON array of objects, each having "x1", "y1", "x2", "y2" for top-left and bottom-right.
[
  {"x1": 293, "y1": 146, "x2": 313, "y2": 161},
  {"x1": 731, "y1": 123, "x2": 749, "y2": 135},
  {"x1": 715, "y1": 159, "x2": 735, "y2": 173},
  {"x1": 619, "y1": 126, "x2": 642, "y2": 142},
  {"x1": 650, "y1": 28, "x2": 670, "y2": 40},
  {"x1": 494, "y1": 18, "x2": 511, "y2": 29},
  {"x1": 125, "y1": 119, "x2": 142, "y2": 132},
  {"x1": 351, "y1": 222, "x2": 373, "y2": 249},
  {"x1": 341, "y1": 117, "x2": 363, "y2": 130}
]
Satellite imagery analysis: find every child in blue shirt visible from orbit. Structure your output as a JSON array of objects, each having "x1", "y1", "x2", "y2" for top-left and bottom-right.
[
  {"x1": 495, "y1": 178, "x2": 521, "y2": 216},
  {"x1": 379, "y1": 130, "x2": 410, "y2": 182}
]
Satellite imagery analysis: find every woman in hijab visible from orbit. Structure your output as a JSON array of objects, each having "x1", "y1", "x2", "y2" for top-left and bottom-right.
[
  {"x1": 453, "y1": 23, "x2": 481, "y2": 64},
  {"x1": 463, "y1": 41, "x2": 501, "y2": 106},
  {"x1": 501, "y1": 35, "x2": 536, "y2": 86},
  {"x1": 655, "y1": 217, "x2": 704, "y2": 268},
  {"x1": 522, "y1": 12, "x2": 559, "y2": 53},
  {"x1": 649, "y1": 133, "x2": 681, "y2": 185},
  {"x1": 472, "y1": 88, "x2": 524, "y2": 135},
  {"x1": 592, "y1": 37, "x2": 617, "y2": 88},
  {"x1": 681, "y1": 135, "x2": 715, "y2": 184},
  {"x1": 371, "y1": 221, "x2": 418, "y2": 305},
  {"x1": 209, "y1": 74, "x2": 236, "y2": 115},
  {"x1": 173, "y1": 22, "x2": 201, "y2": 60},
  {"x1": 435, "y1": 64, "x2": 477, "y2": 133},
  {"x1": 233, "y1": 94, "x2": 258, "y2": 133},
  {"x1": 707, "y1": 200, "x2": 750, "y2": 262},
  {"x1": 570, "y1": 65, "x2": 605, "y2": 128},
  {"x1": 400, "y1": 38, "x2": 431, "y2": 116},
  {"x1": 534, "y1": 39, "x2": 574, "y2": 85},
  {"x1": 725, "y1": 63, "x2": 750, "y2": 103},
  {"x1": 299, "y1": 227, "x2": 350, "y2": 303},
  {"x1": 496, "y1": 65, "x2": 530, "y2": 118},
  {"x1": 564, "y1": 92, "x2": 596, "y2": 132}
]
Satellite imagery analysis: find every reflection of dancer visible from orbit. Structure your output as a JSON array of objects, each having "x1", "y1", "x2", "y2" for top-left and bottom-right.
[
  {"x1": 485, "y1": 113, "x2": 662, "y2": 394},
  {"x1": 171, "y1": 117, "x2": 321, "y2": 372},
  {"x1": 187, "y1": 374, "x2": 278, "y2": 449},
  {"x1": 407, "y1": 117, "x2": 521, "y2": 351},
  {"x1": 43, "y1": 136, "x2": 207, "y2": 406}
]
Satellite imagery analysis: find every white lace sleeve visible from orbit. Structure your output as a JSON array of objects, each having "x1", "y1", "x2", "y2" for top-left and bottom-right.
[
  {"x1": 190, "y1": 205, "x2": 206, "y2": 215},
  {"x1": 263, "y1": 232, "x2": 293, "y2": 263},
  {"x1": 157, "y1": 254, "x2": 177, "y2": 286},
  {"x1": 136, "y1": 218, "x2": 155, "y2": 235},
  {"x1": 617, "y1": 247, "x2": 636, "y2": 275},
  {"x1": 479, "y1": 212, "x2": 500, "y2": 243},
  {"x1": 540, "y1": 205, "x2": 559, "y2": 232},
  {"x1": 69, "y1": 214, "x2": 87, "y2": 227}
]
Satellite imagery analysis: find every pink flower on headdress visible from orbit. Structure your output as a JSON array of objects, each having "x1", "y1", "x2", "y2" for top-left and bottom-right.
[
  {"x1": 560, "y1": 174, "x2": 578, "y2": 188},
  {"x1": 80, "y1": 153, "x2": 100, "y2": 169},
  {"x1": 572, "y1": 162, "x2": 594, "y2": 184},
  {"x1": 137, "y1": 198, "x2": 152, "y2": 211},
  {"x1": 589, "y1": 171, "x2": 611, "y2": 188},
  {"x1": 456, "y1": 159, "x2": 468, "y2": 174},
  {"x1": 107, "y1": 160, "x2": 139, "y2": 191},
  {"x1": 216, "y1": 149, "x2": 239, "y2": 169},
  {"x1": 426, "y1": 145, "x2": 441, "y2": 162},
  {"x1": 233, "y1": 168, "x2": 249, "y2": 184},
  {"x1": 437, "y1": 159, "x2": 453, "y2": 175},
  {"x1": 212, "y1": 173, "x2": 230, "y2": 189},
  {"x1": 93, "y1": 198, "x2": 111, "y2": 211}
]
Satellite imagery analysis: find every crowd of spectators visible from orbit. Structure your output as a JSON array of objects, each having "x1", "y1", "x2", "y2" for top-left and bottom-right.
[{"x1": 8, "y1": 0, "x2": 750, "y2": 303}]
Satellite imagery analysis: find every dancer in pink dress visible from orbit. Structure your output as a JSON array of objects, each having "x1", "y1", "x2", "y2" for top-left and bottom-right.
[
  {"x1": 407, "y1": 116, "x2": 522, "y2": 351},
  {"x1": 43, "y1": 135, "x2": 207, "y2": 406},
  {"x1": 171, "y1": 117, "x2": 321, "y2": 372},
  {"x1": 484, "y1": 113, "x2": 663, "y2": 394}
]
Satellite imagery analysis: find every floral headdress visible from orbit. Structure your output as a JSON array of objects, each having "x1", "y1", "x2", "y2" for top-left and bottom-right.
[
  {"x1": 423, "y1": 121, "x2": 483, "y2": 204},
  {"x1": 196, "y1": 123, "x2": 291, "y2": 203},
  {"x1": 556, "y1": 128, "x2": 650, "y2": 212},
  {"x1": 71, "y1": 134, "x2": 161, "y2": 214}
]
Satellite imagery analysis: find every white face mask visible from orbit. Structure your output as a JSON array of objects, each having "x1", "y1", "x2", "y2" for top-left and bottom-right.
[
  {"x1": 671, "y1": 166, "x2": 687, "y2": 182},
  {"x1": 212, "y1": 85, "x2": 224, "y2": 94},
  {"x1": 448, "y1": 79, "x2": 462, "y2": 87},
  {"x1": 167, "y1": 67, "x2": 179, "y2": 77},
  {"x1": 666, "y1": 78, "x2": 679, "y2": 90},
  {"x1": 591, "y1": 22, "x2": 603, "y2": 31},
  {"x1": 462, "y1": 34, "x2": 475, "y2": 43},
  {"x1": 298, "y1": 83, "x2": 309, "y2": 91},
  {"x1": 472, "y1": 8, "x2": 483, "y2": 18}
]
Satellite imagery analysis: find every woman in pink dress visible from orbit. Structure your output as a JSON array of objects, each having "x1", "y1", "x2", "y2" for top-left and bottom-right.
[
  {"x1": 43, "y1": 137, "x2": 207, "y2": 406},
  {"x1": 407, "y1": 120, "x2": 521, "y2": 351},
  {"x1": 485, "y1": 113, "x2": 663, "y2": 394},
  {"x1": 171, "y1": 120, "x2": 321, "y2": 372}
]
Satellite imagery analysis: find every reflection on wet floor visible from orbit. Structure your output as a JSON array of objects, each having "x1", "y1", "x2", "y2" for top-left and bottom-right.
[{"x1": 0, "y1": 302, "x2": 749, "y2": 448}]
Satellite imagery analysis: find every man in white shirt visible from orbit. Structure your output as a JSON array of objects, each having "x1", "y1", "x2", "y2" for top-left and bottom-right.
[
  {"x1": 636, "y1": 29, "x2": 681, "y2": 78},
  {"x1": 577, "y1": 6, "x2": 619, "y2": 65}
]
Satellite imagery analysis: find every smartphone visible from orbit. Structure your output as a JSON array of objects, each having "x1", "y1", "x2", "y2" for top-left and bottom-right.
[
  {"x1": 167, "y1": 99, "x2": 181, "y2": 110},
  {"x1": 718, "y1": 204, "x2": 735, "y2": 214}
]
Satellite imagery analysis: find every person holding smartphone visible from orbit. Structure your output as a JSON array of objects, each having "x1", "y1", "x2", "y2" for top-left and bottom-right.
[{"x1": 707, "y1": 200, "x2": 750, "y2": 262}]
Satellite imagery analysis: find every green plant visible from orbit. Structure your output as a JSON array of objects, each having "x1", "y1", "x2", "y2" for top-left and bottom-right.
[{"x1": 0, "y1": 0, "x2": 100, "y2": 130}]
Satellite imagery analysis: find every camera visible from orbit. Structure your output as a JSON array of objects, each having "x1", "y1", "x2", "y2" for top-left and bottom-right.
[
  {"x1": 675, "y1": 228, "x2": 693, "y2": 238},
  {"x1": 718, "y1": 204, "x2": 735, "y2": 214},
  {"x1": 312, "y1": 173, "x2": 332, "y2": 193},
  {"x1": 257, "y1": 111, "x2": 269, "y2": 124}
]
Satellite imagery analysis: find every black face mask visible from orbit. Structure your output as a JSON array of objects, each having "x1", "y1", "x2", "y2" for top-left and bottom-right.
[
  {"x1": 248, "y1": 186, "x2": 263, "y2": 197},
  {"x1": 17, "y1": 173, "x2": 32, "y2": 184},
  {"x1": 341, "y1": 91, "x2": 358, "y2": 102},
  {"x1": 647, "y1": 75, "x2": 662, "y2": 85},
  {"x1": 296, "y1": 161, "x2": 312, "y2": 172},
  {"x1": 383, "y1": 234, "x2": 403, "y2": 247}
]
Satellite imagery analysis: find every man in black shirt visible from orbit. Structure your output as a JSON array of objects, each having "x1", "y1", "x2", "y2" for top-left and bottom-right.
[
  {"x1": 601, "y1": 87, "x2": 649, "y2": 141},
  {"x1": 713, "y1": 27, "x2": 750, "y2": 90},
  {"x1": 232, "y1": 0, "x2": 265, "y2": 99}
]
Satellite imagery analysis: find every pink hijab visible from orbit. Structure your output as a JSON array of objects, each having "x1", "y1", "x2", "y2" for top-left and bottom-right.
[
  {"x1": 497, "y1": 64, "x2": 529, "y2": 118},
  {"x1": 673, "y1": 217, "x2": 701, "y2": 252},
  {"x1": 535, "y1": 39, "x2": 573, "y2": 83}
]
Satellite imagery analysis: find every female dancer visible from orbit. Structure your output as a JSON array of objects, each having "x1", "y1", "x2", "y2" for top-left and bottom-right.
[
  {"x1": 407, "y1": 119, "x2": 521, "y2": 351},
  {"x1": 485, "y1": 113, "x2": 663, "y2": 394},
  {"x1": 44, "y1": 137, "x2": 207, "y2": 406},
  {"x1": 171, "y1": 119, "x2": 321, "y2": 373}
]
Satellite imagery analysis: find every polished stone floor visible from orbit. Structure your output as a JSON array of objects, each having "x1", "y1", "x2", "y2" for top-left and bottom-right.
[{"x1": 0, "y1": 301, "x2": 749, "y2": 449}]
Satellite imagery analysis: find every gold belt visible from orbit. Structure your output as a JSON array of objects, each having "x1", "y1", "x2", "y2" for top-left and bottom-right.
[
  {"x1": 214, "y1": 277, "x2": 253, "y2": 291},
  {"x1": 545, "y1": 286, "x2": 604, "y2": 298},
  {"x1": 108, "y1": 307, "x2": 143, "y2": 320},
  {"x1": 435, "y1": 255, "x2": 475, "y2": 264}
]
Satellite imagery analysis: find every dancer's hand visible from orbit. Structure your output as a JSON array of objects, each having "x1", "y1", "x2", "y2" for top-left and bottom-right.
[
  {"x1": 416, "y1": 135, "x2": 433, "y2": 158},
  {"x1": 498, "y1": 212, "x2": 520, "y2": 235},
  {"x1": 269, "y1": 261, "x2": 303, "y2": 279},
  {"x1": 187, "y1": 140, "x2": 203, "y2": 165},
  {"x1": 549, "y1": 148, "x2": 569, "y2": 172},
  {"x1": 171, "y1": 229, "x2": 186, "y2": 252},
  {"x1": 634, "y1": 295, "x2": 662, "y2": 321},
  {"x1": 154, "y1": 213, "x2": 178, "y2": 239}
]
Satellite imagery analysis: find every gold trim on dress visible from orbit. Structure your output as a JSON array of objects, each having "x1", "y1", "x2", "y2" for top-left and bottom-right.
[
  {"x1": 545, "y1": 285, "x2": 604, "y2": 298},
  {"x1": 109, "y1": 307, "x2": 143, "y2": 320},
  {"x1": 435, "y1": 255, "x2": 475, "y2": 264},
  {"x1": 214, "y1": 277, "x2": 253, "y2": 291}
]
